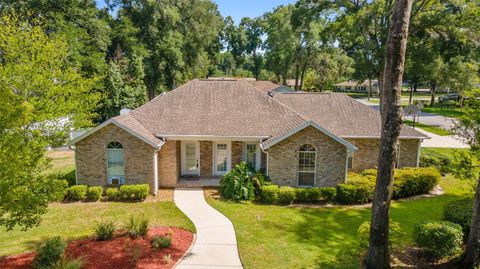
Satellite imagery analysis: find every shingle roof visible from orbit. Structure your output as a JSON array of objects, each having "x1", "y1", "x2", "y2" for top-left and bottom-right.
[
  {"x1": 273, "y1": 92, "x2": 427, "y2": 138},
  {"x1": 247, "y1": 81, "x2": 284, "y2": 93}
]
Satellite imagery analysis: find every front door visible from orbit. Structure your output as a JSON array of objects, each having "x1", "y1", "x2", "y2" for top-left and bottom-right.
[
  {"x1": 182, "y1": 141, "x2": 199, "y2": 176},
  {"x1": 214, "y1": 142, "x2": 231, "y2": 176}
]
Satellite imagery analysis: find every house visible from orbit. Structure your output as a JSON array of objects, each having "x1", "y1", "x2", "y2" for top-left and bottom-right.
[
  {"x1": 334, "y1": 80, "x2": 379, "y2": 94},
  {"x1": 246, "y1": 80, "x2": 294, "y2": 95},
  {"x1": 70, "y1": 79, "x2": 427, "y2": 194}
]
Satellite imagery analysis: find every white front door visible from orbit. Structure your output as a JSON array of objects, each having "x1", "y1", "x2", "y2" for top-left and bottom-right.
[
  {"x1": 181, "y1": 141, "x2": 199, "y2": 176},
  {"x1": 214, "y1": 142, "x2": 231, "y2": 176}
]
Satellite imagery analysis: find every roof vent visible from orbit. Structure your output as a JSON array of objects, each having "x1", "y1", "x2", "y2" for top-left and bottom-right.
[{"x1": 120, "y1": 108, "x2": 132, "y2": 115}]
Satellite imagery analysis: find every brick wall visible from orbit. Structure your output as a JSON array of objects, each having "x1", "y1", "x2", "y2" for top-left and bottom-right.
[
  {"x1": 232, "y1": 141, "x2": 243, "y2": 167},
  {"x1": 200, "y1": 141, "x2": 213, "y2": 177},
  {"x1": 75, "y1": 123, "x2": 156, "y2": 192},
  {"x1": 346, "y1": 138, "x2": 421, "y2": 172},
  {"x1": 266, "y1": 126, "x2": 348, "y2": 187},
  {"x1": 158, "y1": 140, "x2": 180, "y2": 187}
]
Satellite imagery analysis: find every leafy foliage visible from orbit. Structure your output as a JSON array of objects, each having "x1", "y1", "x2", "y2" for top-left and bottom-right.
[
  {"x1": 33, "y1": 236, "x2": 66, "y2": 269},
  {"x1": 85, "y1": 186, "x2": 103, "y2": 202},
  {"x1": 125, "y1": 215, "x2": 149, "y2": 239},
  {"x1": 151, "y1": 235, "x2": 172, "y2": 249},
  {"x1": 94, "y1": 220, "x2": 116, "y2": 241},
  {"x1": 219, "y1": 162, "x2": 267, "y2": 201},
  {"x1": 118, "y1": 184, "x2": 149, "y2": 201},
  {"x1": 64, "y1": 185, "x2": 88, "y2": 201},
  {"x1": 106, "y1": 188, "x2": 120, "y2": 201},
  {"x1": 443, "y1": 197, "x2": 473, "y2": 237},
  {"x1": 413, "y1": 221, "x2": 463, "y2": 260},
  {"x1": 260, "y1": 185, "x2": 279, "y2": 204},
  {"x1": 277, "y1": 186, "x2": 296, "y2": 205},
  {"x1": 357, "y1": 221, "x2": 404, "y2": 251}
]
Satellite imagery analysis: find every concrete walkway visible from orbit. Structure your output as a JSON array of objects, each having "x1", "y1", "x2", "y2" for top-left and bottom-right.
[
  {"x1": 416, "y1": 128, "x2": 469, "y2": 148},
  {"x1": 174, "y1": 188, "x2": 243, "y2": 269}
]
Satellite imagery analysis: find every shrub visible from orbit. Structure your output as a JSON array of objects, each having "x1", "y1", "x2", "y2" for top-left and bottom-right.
[
  {"x1": 319, "y1": 187, "x2": 336, "y2": 203},
  {"x1": 361, "y1": 169, "x2": 378, "y2": 177},
  {"x1": 336, "y1": 184, "x2": 371, "y2": 204},
  {"x1": 219, "y1": 162, "x2": 268, "y2": 201},
  {"x1": 64, "y1": 185, "x2": 88, "y2": 201},
  {"x1": 119, "y1": 184, "x2": 149, "y2": 201},
  {"x1": 125, "y1": 215, "x2": 149, "y2": 238},
  {"x1": 106, "y1": 188, "x2": 120, "y2": 201},
  {"x1": 420, "y1": 151, "x2": 453, "y2": 174},
  {"x1": 151, "y1": 235, "x2": 172, "y2": 249},
  {"x1": 294, "y1": 188, "x2": 321, "y2": 203},
  {"x1": 358, "y1": 221, "x2": 404, "y2": 250},
  {"x1": 33, "y1": 236, "x2": 66, "y2": 269},
  {"x1": 52, "y1": 256, "x2": 84, "y2": 269},
  {"x1": 393, "y1": 167, "x2": 440, "y2": 199},
  {"x1": 45, "y1": 179, "x2": 69, "y2": 202},
  {"x1": 443, "y1": 197, "x2": 473, "y2": 236},
  {"x1": 413, "y1": 221, "x2": 463, "y2": 260},
  {"x1": 94, "y1": 220, "x2": 116, "y2": 241},
  {"x1": 277, "y1": 186, "x2": 296, "y2": 204},
  {"x1": 260, "y1": 185, "x2": 279, "y2": 204},
  {"x1": 85, "y1": 186, "x2": 103, "y2": 202}
]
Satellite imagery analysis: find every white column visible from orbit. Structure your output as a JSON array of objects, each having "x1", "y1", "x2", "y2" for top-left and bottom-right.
[{"x1": 153, "y1": 151, "x2": 159, "y2": 195}]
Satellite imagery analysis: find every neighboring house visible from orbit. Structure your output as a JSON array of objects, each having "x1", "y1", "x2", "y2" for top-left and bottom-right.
[
  {"x1": 247, "y1": 80, "x2": 294, "y2": 95},
  {"x1": 70, "y1": 79, "x2": 428, "y2": 194},
  {"x1": 334, "y1": 80, "x2": 379, "y2": 94}
]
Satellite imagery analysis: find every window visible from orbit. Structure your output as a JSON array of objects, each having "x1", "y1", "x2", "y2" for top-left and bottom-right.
[
  {"x1": 216, "y1": 143, "x2": 228, "y2": 172},
  {"x1": 298, "y1": 144, "x2": 316, "y2": 187},
  {"x1": 107, "y1": 141, "x2": 125, "y2": 184},
  {"x1": 347, "y1": 152, "x2": 353, "y2": 171},
  {"x1": 244, "y1": 143, "x2": 258, "y2": 169}
]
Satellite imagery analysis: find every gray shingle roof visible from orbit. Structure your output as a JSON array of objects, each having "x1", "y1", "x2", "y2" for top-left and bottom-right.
[{"x1": 273, "y1": 92, "x2": 427, "y2": 138}]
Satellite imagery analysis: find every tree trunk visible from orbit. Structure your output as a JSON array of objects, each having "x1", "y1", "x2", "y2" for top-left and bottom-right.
[
  {"x1": 299, "y1": 60, "x2": 308, "y2": 91},
  {"x1": 294, "y1": 62, "x2": 300, "y2": 91},
  {"x1": 462, "y1": 177, "x2": 480, "y2": 268},
  {"x1": 409, "y1": 82, "x2": 413, "y2": 104},
  {"x1": 430, "y1": 82, "x2": 436, "y2": 106},
  {"x1": 364, "y1": 0, "x2": 413, "y2": 268}
]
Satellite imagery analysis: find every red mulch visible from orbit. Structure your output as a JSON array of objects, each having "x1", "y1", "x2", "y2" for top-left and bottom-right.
[{"x1": 0, "y1": 227, "x2": 193, "y2": 269}]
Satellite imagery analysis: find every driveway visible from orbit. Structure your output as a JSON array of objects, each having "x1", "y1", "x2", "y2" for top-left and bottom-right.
[
  {"x1": 174, "y1": 188, "x2": 243, "y2": 269},
  {"x1": 356, "y1": 99, "x2": 457, "y2": 130}
]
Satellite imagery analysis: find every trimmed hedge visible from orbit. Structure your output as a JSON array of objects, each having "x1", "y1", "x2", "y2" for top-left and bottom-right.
[
  {"x1": 261, "y1": 185, "x2": 279, "y2": 204},
  {"x1": 278, "y1": 186, "x2": 296, "y2": 204},
  {"x1": 319, "y1": 187, "x2": 336, "y2": 203},
  {"x1": 86, "y1": 186, "x2": 103, "y2": 202},
  {"x1": 119, "y1": 184, "x2": 149, "y2": 201},
  {"x1": 294, "y1": 188, "x2": 320, "y2": 203},
  {"x1": 392, "y1": 167, "x2": 440, "y2": 199},
  {"x1": 106, "y1": 188, "x2": 120, "y2": 201},
  {"x1": 443, "y1": 197, "x2": 473, "y2": 237},
  {"x1": 64, "y1": 185, "x2": 88, "y2": 201},
  {"x1": 413, "y1": 221, "x2": 463, "y2": 260},
  {"x1": 336, "y1": 184, "x2": 371, "y2": 204}
]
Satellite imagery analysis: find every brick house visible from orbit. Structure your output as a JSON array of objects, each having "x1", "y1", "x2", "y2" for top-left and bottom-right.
[{"x1": 71, "y1": 79, "x2": 428, "y2": 194}]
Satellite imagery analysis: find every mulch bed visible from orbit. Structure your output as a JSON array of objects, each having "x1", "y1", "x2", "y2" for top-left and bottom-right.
[{"x1": 0, "y1": 227, "x2": 193, "y2": 269}]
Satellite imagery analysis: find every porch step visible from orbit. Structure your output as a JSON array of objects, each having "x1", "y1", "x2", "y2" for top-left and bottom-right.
[{"x1": 176, "y1": 178, "x2": 221, "y2": 188}]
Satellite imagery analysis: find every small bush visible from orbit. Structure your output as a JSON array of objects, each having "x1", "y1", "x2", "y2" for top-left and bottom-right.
[
  {"x1": 125, "y1": 215, "x2": 149, "y2": 238},
  {"x1": 85, "y1": 186, "x2": 103, "y2": 202},
  {"x1": 319, "y1": 187, "x2": 336, "y2": 203},
  {"x1": 46, "y1": 179, "x2": 69, "y2": 202},
  {"x1": 94, "y1": 220, "x2": 116, "y2": 241},
  {"x1": 443, "y1": 197, "x2": 473, "y2": 236},
  {"x1": 294, "y1": 188, "x2": 321, "y2": 203},
  {"x1": 277, "y1": 186, "x2": 296, "y2": 204},
  {"x1": 393, "y1": 167, "x2": 440, "y2": 199},
  {"x1": 260, "y1": 185, "x2": 279, "y2": 204},
  {"x1": 413, "y1": 221, "x2": 463, "y2": 260},
  {"x1": 151, "y1": 235, "x2": 172, "y2": 249},
  {"x1": 106, "y1": 188, "x2": 120, "y2": 201},
  {"x1": 357, "y1": 220, "x2": 404, "y2": 250},
  {"x1": 119, "y1": 184, "x2": 149, "y2": 201},
  {"x1": 33, "y1": 236, "x2": 66, "y2": 269},
  {"x1": 52, "y1": 256, "x2": 84, "y2": 269},
  {"x1": 219, "y1": 163, "x2": 268, "y2": 201},
  {"x1": 64, "y1": 185, "x2": 88, "y2": 201},
  {"x1": 336, "y1": 184, "x2": 371, "y2": 204},
  {"x1": 420, "y1": 152, "x2": 453, "y2": 174}
]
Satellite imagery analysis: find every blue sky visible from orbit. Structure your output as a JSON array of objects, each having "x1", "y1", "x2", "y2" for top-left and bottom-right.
[{"x1": 95, "y1": 0, "x2": 296, "y2": 23}]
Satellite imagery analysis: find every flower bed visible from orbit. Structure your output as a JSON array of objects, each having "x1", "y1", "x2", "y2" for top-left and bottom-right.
[{"x1": 0, "y1": 227, "x2": 193, "y2": 269}]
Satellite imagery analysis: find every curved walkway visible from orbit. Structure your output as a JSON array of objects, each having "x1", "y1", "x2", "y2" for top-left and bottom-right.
[{"x1": 174, "y1": 188, "x2": 243, "y2": 269}]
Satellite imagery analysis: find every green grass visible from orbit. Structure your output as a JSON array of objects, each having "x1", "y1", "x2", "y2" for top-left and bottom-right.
[
  {"x1": 422, "y1": 106, "x2": 464, "y2": 118},
  {"x1": 404, "y1": 120, "x2": 451, "y2": 136},
  {"x1": 207, "y1": 175, "x2": 473, "y2": 269},
  {"x1": 0, "y1": 201, "x2": 195, "y2": 256},
  {"x1": 421, "y1": 147, "x2": 468, "y2": 159}
]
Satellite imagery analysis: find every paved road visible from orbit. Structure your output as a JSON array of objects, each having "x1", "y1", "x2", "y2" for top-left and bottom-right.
[
  {"x1": 356, "y1": 99, "x2": 457, "y2": 130},
  {"x1": 174, "y1": 188, "x2": 243, "y2": 269}
]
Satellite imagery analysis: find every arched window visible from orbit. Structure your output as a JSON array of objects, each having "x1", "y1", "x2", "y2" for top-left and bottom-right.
[
  {"x1": 107, "y1": 141, "x2": 125, "y2": 184},
  {"x1": 298, "y1": 144, "x2": 316, "y2": 186}
]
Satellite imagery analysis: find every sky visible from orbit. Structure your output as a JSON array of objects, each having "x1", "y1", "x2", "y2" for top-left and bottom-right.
[{"x1": 95, "y1": 0, "x2": 296, "y2": 23}]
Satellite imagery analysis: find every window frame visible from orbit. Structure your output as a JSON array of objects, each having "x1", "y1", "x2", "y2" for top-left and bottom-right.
[
  {"x1": 213, "y1": 141, "x2": 231, "y2": 176},
  {"x1": 297, "y1": 144, "x2": 317, "y2": 187},
  {"x1": 106, "y1": 141, "x2": 125, "y2": 185},
  {"x1": 244, "y1": 142, "x2": 261, "y2": 170}
]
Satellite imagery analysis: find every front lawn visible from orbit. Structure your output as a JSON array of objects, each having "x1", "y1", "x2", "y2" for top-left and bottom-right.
[
  {"x1": 404, "y1": 120, "x2": 451, "y2": 136},
  {"x1": 0, "y1": 199, "x2": 195, "y2": 256},
  {"x1": 207, "y1": 175, "x2": 473, "y2": 269},
  {"x1": 422, "y1": 106, "x2": 464, "y2": 118}
]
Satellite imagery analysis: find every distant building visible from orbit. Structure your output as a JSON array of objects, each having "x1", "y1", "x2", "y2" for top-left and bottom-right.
[
  {"x1": 247, "y1": 80, "x2": 294, "y2": 95},
  {"x1": 334, "y1": 80, "x2": 379, "y2": 94}
]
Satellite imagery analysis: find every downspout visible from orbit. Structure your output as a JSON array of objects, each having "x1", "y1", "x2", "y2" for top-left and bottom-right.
[
  {"x1": 416, "y1": 139, "x2": 422, "y2": 167},
  {"x1": 153, "y1": 150, "x2": 159, "y2": 195},
  {"x1": 69, "y1": 145, "x2": 78, "y2": 185},
  {"x1": 259, "y1": 140, "x2": 269, "y2": 177}
]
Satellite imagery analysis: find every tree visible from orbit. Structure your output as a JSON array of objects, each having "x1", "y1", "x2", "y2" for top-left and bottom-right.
[
  {"x1": 240, "y1": 17, "x2": 264, "y2": 80},
  {"x1": 0, "y1": 13, "x2": 98, "y2": 230},
  {"x1": 364, "y1": 0, "x2": 414, "y2": 268}
]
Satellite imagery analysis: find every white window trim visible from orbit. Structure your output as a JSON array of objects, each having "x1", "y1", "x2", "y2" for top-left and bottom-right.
[
  {"x1": 297, "y1": 145, "x2": 317, "y2": 187},
  {"x1": 106, "y1": 143, "x2": 125, "y2": 184},
  {"x1": 244, "y1": 142, "x2": 261, "y2": 170},
  {"x1": 181, "y1": 141, "x2": 200, "y2": 176},
  {"x1": 213, "y1": 141, "x2": 231, "y2": 176}
]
